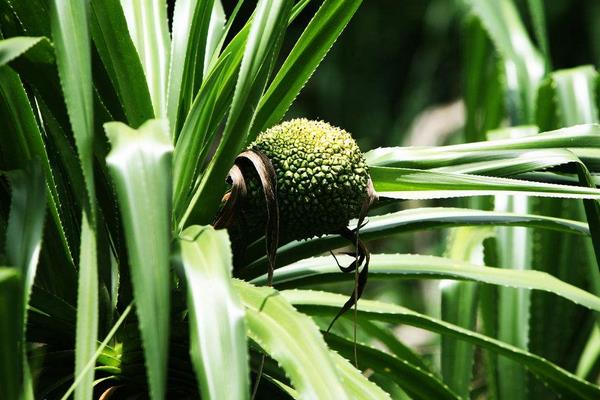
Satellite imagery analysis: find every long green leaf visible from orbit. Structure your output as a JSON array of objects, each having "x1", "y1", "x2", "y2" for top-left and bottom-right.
[
  {"x1": 553, "y1": 66, "x2": 599, "y2": 126},
  {"x1": 359, "y1": 320, "x2": 435, "y2": 374},
  {"x1": 364, "y1": 124, "x2": 600, "y2": 168},
  {"x1": 5, "y1": 160, "x2": 46, "y2": 360},
  {"x1": 462, "y1": 15, "x2": 504, "y2": 142},
  {"x1": 255, "y1": 254, "x2": 600, "y2": 313},
  {"x1": 0, "y1": 65, "x2": 74, "y2": 267},
  {"x1": 90, "y1": 0, "x2": 154, "y2": 127},
  {"x1": 105, "y1": 119, "x2": 172, "y2": 400},
  {"x1": 285, "y1": 290, "x2": 600, "y2": 399},
  {"x1": 51, "y1": 0, "x2": 95, "y2": 211},
  {"x1": 120, "y1": 0, "x2": 170, "y2": 118},
  {"x1": 50, "y1": 2, "x2": 97, "y2": 400},
  {"x1": 326, "y1": 334, "x2": 456, "y2": 400},
  {"x1": 172, "y1": 54, "x2": 233, "y2": 218},
  {"x1": 167, "y1": 0, "x2": 215, "y2": 134},
  {"x1": 530, "y1": 65, "x2": 600, "y2": 399},
  {"x1": 576, "y1": 326, "x2": 600, "y2": 379},
  {"x1": 526, "y1": 0, "x2": 550, "y2": 70},
  {"x1": 203, "y1": 0, "x2": 226, "y2": 74},
  {"x1": 435, "y1": 148, "x2": 588, "y2": 176},
  {"x1": 73, "y1": 213, "x2": 98, "y2": 400},
  {"x1": 243, "y1": 207, "x2": 590, "y2": 277},
  {"x1": 328, "y1": 350, "x2": 392, "y2": 400},
  {"x1": 2, "y1": 162, "x2": 46, "y2": 400},
  {"x1": 179, "y1": 226, "x2": 249, "y2": 400},
  {"x1": 251, "y1": 0, "x2": 362, "y2": 136},
  {"x1": 370, "y1": 166, "x2": 600, "y2": 200},
  {"x1": 234, "y1": 280, "x2": 352, "y2": 399}
]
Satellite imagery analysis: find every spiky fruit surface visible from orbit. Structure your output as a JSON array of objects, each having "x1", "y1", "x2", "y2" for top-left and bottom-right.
[{"x1": 244, "y1": 118, "x2": 369, "y2": 241}]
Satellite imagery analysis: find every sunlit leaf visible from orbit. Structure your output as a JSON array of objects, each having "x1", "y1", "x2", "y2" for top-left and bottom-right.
[
  {"x1": 167, "y1": 0, "x2": 214, "y2": 134},
  {"x1": 370, "y1": 166, "x2": 600, "y2": 200},
  {"x1": 105, "y1": 119, "x2": 172, "y2": 400},
  {"x1": 120, "y1": 0, "x2": 170, "y2": 118},
  {"x1": 178, "y1": 225, "x2": 249, "y2": 400},
  {"x1": 50, "y1": 2, "x2": 97, "y2": 399},
  {"x1": 235, "y1": 280, "x2": 353, "y2": 399}
]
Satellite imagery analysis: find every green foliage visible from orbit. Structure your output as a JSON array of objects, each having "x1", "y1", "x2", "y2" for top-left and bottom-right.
[{"x1": 178, "y1": 226, "x2": 249, "y2": 399}]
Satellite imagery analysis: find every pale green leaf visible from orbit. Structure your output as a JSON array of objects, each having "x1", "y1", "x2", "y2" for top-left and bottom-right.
[
  {"x1": 364, "y1": 124, "x2": 600, "y2": 168},
  {"x1": 179, "y1": 226, "x2": 249, "y2": 400},
  {"x1": 329, "y1": 350, "x2": 392, "y2": 400},
  {"x1": 258, "y1": 253, "x2": 600, "y2": 313},
  {"x1": 234, "y1": 280, "x2": 351, "y2": 399},
  {"x1": 73, "y1": 215, "x2": 98, "y2": 400},
  {"x1": 105, "y1": 119, "x2": 172, "y2": 400},
  {"x1": 370, "y1": 166, "x2": 600, "y2": 200},
  {"x1": 167, "y1": 0, "x2": 214, "y2": 134},
  {"x1": 0, "y1": 36, "x2": 50, "y2": 66},
  {"x1": 120, "y1": 0, "x2": 171, "y2": 118},
  {"x1": 554, "y1": 66, "x2": 599, "y2": 126},
  {"x1": 50, "y1": 2, "x2": 97, "y2": 399}
]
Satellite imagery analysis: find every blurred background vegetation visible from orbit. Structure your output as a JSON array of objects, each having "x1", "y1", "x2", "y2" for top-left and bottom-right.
[{"x1": 289, "y1": 0, "x2": 600, "y2": 149}]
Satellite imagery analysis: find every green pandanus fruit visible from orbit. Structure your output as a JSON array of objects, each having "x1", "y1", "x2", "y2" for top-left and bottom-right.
[{"x1": 214, "y1": 118, "x2": 377, "y2": 329}]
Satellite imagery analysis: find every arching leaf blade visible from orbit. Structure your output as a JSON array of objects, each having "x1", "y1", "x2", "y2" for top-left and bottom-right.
[
  {"x1": 234, "y1": 280, "x2": 351, "y2": 399},
  {"x1": 284, "y1": 290, "x2": 600, "y2": 399},
  {"x1": 326, "y1": 334, "x2": 457, "y2": 400},
  {"x1": 243, "y1": 207, "x2": 590, "y2": 278}
]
